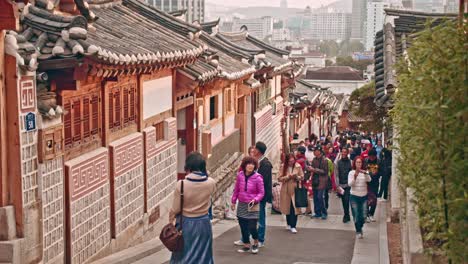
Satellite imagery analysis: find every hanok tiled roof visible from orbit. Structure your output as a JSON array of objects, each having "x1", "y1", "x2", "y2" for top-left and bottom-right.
[
  {"x1": 168, "y1": 9, "x2": 187, "y2": 17},
  {"x1": 305, "y1": 66, "x2": 364, "y2": 81},
  {"x1": 122, "y1": 0, "x2": 200, "y2": 39},
  {"x1": 347, "y1": 111, "x2": 367, "y2": 123},
  {"x1": 216, "y1": 31, "x2": 292, "y2": 72},
  {"x1": 374, "y1": 8, "x2": 457, "y2": 107},
  {"x1": 198, "y1": 32, "x2": 256, "y2": 79},
  {"x1": 8, "y1": 0, "x2": 203, "y2": 71},
  {"x1": 201, "y1": 18, "x2": 220, "y2": 34},
  {"x1": 294, "y1": 79, "x2": 321, "y2": 103},
  {"x1": 181, "y1": 59, "x2": 218, "y2": 83},
  {"x1": 120, "y1": 0, "x2": 255, "y2": 82}
]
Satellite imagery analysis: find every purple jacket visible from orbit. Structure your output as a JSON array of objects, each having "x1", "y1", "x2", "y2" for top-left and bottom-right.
[{"x1": 231, "y1": 171, "x2": 265, "y2": 204}]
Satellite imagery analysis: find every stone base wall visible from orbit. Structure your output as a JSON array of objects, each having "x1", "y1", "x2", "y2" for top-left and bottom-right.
[
  {"x1": 64, "y1": 148, "x2": 111, "y2": 264},
  {"x1": 109, "y1": 133, "x2": 144, "y2": 238},
  {"x1": 39, "y1": 156, "x2": 65, "y2": 264}
]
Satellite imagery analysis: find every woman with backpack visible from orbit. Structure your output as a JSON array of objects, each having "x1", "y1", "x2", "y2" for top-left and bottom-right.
[{"x1": 278, "y1": 153, "x2": 304, "y2": 234}]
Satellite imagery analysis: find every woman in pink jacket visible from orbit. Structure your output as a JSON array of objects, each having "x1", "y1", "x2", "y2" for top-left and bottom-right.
[{"x1": 231, "y1": 156, "x2": 265, "y2": 254}]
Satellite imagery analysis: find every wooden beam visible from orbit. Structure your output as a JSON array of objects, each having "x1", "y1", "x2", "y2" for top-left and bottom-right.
[
  {"x1": 0, "y1": 1, "x2": 19, "y2": 31},
  {"x1": 0, "y1": 31, "x2": 7, "y2": 206},
  {"x1": 5, "y1": 54, "x2": 24, "y2": 236},
  {"x1": 37, "y1": 58, "x2": 79, "y2": 71}
]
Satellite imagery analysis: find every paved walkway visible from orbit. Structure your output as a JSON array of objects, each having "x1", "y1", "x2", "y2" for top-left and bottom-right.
[{"x1": 131, "y1": 195, "x2": 389, "y2": 264}]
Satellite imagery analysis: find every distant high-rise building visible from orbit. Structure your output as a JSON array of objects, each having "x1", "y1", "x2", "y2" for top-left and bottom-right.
[
  {"x1": 445, "y1": 0, "x2": 458, "y2": 12},
  {"x1": 351, "y1": 0, "x2": 367, "y2": 42},
  {"x1": 365, "y1": 1, "x2": 390, "y2": 51},
  {"x1": 412, "y1": 0, "x2": 444, "y2": 12},
  {"x1": 145, "y1": 0, "x2": 205, "y2": 22},
  {"x1": 280, "y1": 0, "x2": 288, "y2": 8},
  {"x1": 232, "y1": 16, "x2": 274, "y2": 39},
  {"x1": 300, "y1": 8, "x2": 351, "y2": 41}
]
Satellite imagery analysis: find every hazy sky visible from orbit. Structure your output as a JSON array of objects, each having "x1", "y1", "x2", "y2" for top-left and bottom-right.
[{"x1": 207, "y1": 0, "x2": 340, "y2": 9}]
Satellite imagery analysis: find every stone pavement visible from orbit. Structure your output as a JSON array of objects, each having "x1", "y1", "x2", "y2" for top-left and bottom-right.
[{"x1": 127, "y1": 195, "x2": 389, "y2": 264}]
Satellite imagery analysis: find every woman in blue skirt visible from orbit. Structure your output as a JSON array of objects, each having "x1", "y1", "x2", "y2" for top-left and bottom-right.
[{"x1": 169, "y1": 152, "x2": 216, "y2": 264}]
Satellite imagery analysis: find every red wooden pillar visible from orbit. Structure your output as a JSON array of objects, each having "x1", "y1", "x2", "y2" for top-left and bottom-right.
[{"x1": 0, "y1": 0, "x2": 19, "y2": 208}]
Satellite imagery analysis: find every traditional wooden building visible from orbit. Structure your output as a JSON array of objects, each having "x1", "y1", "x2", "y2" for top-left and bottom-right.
[
  {"x1": 0, "y1": 0, "x2": 304, "y2": 263},
  {"x1": 2, "y1": 0, "x2": 210, "y2": 263},
  {"x1": 212, "y1": 31, "x2": 295, "y2": 171},
  {"x1": 289, "y1": 79, "x2": 321, "y2": 141}
]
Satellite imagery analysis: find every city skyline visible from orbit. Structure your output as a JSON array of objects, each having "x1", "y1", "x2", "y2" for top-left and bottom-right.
[{"x1": 207, "y1": 0, "x2": 339, "y2": 9}]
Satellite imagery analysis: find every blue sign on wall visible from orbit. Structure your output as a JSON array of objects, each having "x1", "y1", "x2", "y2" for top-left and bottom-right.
[{"x1": 25, "y1": 112, "x2": 36, "y2": 131}]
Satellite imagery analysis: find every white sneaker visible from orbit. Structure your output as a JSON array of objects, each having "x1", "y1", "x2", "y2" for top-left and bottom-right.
[
  {"x1": 290, "y1": 228, "x2": 298, "y2": 234},
  {"x1": 365, "y1": 217, "x2": 371, "y2": 223},
  {"x1": 358, "y1": 232, "x2": 364, "y2": 239},
  {"x1": 258, "y1": 241, "x2": 265, "y2": 248},
  {"x1": 234, "y1": 240, "x2": 244, "y2": 246},
  {"x1": 251, "y1": 244, "x2": 259, "y2": 254},
  {"x1": 370, "y1": 216, "x2": 376, "y2": 222},
  {"x1": 286, "y1": 225, "x2": 291, "y2": 230}
]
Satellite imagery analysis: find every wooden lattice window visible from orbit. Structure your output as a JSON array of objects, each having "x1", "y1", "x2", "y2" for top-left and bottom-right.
[
  {"x1": 108, "y1": 81, "x2": 138, "y2": 131},
  {"x1": 63, "y1": 91, "x2": 101, "y2": 150}
]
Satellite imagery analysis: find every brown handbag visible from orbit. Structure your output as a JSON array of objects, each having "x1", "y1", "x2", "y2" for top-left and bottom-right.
[{"x1": 159, "y1": 180, "x2": 184, "y2": 252}]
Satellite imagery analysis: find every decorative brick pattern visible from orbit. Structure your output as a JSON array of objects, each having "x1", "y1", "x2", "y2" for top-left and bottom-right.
[
  {"x1": 255, "y1": 100, "x2": 283, "y2": 165},
  {"x1": 65, "y1": 148, "x2": 111, "y2": 264},
  {"x1": 255, "y1": 105, "x2": 273, "y2": 135},
  {"x1": 39, "y1": 157, "x2": 65, "y2": 263},
  {"x1": 143, "y1": 126, "x2": 177, "y2": 212},
  {"x1": 20, "y1": 118, "x2": 39, "y2": 206},
  {"x1": 20, "y1": 75, "x2": 36, "y2": 113},
  {"x1": 109, "y1": 133, "x2": 144, "y2": 236}
]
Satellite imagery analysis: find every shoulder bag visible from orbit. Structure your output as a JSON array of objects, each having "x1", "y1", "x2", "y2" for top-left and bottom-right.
[
  {"x1": 159, "y1": 180, "x2": 184, "y2": 252},
  {"x1": 294, "y1": 181, "x2": 309, "y2": 208}
]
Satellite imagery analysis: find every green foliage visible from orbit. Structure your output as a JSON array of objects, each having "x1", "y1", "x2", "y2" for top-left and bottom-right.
[
  {"x1": 392, "y1": 20, "x2": 467, "y2": 263},
  {"x1": 338, "y1": 40, "x2": 365, "y2": 56},
  {"x1": 335, "y1": 56, "x2": 373, "y2": 73},
  {"x1": 349, "y1": 81, "x2": 387, "y2": 132},
  {"x1": 319, "y1": 40, "x2": 339, "y2": 57}
]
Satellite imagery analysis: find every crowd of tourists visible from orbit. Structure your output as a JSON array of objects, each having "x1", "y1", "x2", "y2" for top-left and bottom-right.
[{"x1": 163, "y1": 131, "x2": 392, "y2": 263}]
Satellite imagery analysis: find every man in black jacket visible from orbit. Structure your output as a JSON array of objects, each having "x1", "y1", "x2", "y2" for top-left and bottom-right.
[
  {"x1": 335, "y1": 147, "x2": 353, "y2": 223},
  {"x1": 365, "y1": 149, "x2": 382, "y2": 222},
  {"x1": 254, "y1": 141, "x2": 272, "y2": 247}
]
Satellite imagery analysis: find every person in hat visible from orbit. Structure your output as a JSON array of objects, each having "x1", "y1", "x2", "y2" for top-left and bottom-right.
[
  {"x1": 309, "y1": 145, "x2": 329, "y2": 219},
  {"x1": 295, "y1": 146, "x2": 307, "y2": 169}
]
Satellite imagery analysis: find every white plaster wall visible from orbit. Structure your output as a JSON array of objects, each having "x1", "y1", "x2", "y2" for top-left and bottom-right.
[
  {"x1": 305, "y1": 57, "x2": 326, "y2": 67},
  {"x1": 142, "y1": 76, "x2": 172, "y2": 119},
  {"x1": 225, "y1": 114, "x2": 235, "y2": 134},
  {"x1": 305, "y1": 80, "x2": 367, "y2": 95},
  {"x1": 211, "y1": 122, "x2": 223, "y2": 145},
  {"x1": 275, "y1": 76, "x2": 282, "y2": 96},
  {"x1": 177, "y1": 109, "x2": 186, "y2": 130},
  {"x1": 218, "y1": 93, "x2": 223, "y2": 118},
  {"x1": 269, "y1": 79, "x2": 275, "y2": 100}
]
